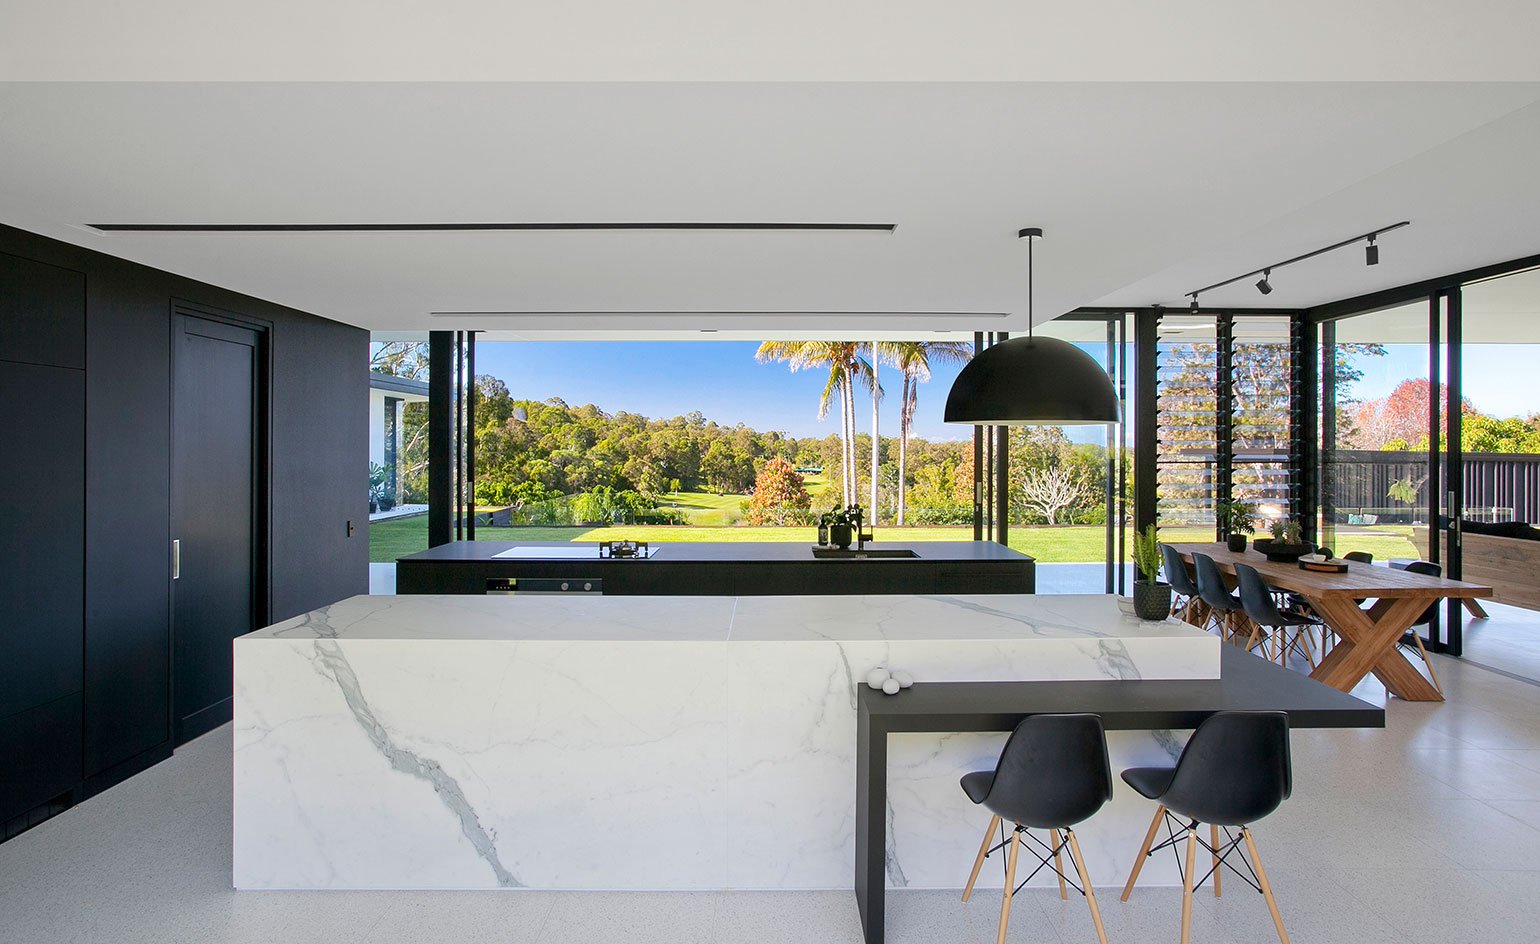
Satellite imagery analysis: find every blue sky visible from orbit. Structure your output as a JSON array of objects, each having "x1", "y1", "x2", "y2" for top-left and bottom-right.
[
  {"x1": 469, "y1": 339, "x2": 1534, "y2": 446},
  {"x1": 475, "y1": 341, "x2": 977, "y2": 442},
  {"x1": 1346, "y1": 344, "x2": 1536, "y2": 417}
]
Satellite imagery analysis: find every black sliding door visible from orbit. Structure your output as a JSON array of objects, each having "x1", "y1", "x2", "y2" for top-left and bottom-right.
[{"x1": 172, "y1": 314, "x2": 262, "y2": 744}]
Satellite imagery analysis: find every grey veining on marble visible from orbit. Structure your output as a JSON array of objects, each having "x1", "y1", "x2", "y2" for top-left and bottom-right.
[{"x1": 235, "y1": 592, "x2": 1219, "y2": 890}]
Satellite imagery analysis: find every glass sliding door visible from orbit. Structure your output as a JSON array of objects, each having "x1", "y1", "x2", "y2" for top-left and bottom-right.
[
  {"x1": 1446, "y1": 268, "x2": 1540, "y2": 659},
  {"x1": 1019, "y1": 313, "x2": 1129, "y2": 593}
]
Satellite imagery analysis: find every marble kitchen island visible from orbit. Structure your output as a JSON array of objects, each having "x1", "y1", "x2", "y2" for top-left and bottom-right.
[{"x1": 233, "y1": 593, "x2": 1220, "y2": 891}]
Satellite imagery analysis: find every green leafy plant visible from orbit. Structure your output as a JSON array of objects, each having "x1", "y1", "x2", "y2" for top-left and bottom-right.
[
  {"x1": 368, "y1": 462, "x2": 388, "y2": 503},
  {"x1": 1387, "y1": 477, "x2": 1419, "y2": 505},
  {"x1": 1214, "y1": 497, "x2": 1257, "y2": 536},
  {"x1": 1269, "y1": 517, "x2": 1303, "y2": 544},
  {"x1": 1132, "y1": 524, "x2": 1162, "y2": 583}
]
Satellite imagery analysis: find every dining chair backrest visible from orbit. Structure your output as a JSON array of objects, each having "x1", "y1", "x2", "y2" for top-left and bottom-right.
[
  {"x1": 1234, "y1": 562, "x2": 1285, "y2": 626},
  {"x1": 1403, "y1": 559, "x2": 1443, "y2": 626},
  {"x1": 1344, "y1": 551, "x2": 1373, "y2": 564},
  {"x1": 1160, "y1": 711, "x2": 1292, "y2": 826},
  {"x1": 1192, "y1": 553, "x2": 1239, "y2": 612},
  {"x1": 983, "y1": 713, "x2": 1112, "y2": 828},
  {"x1": 1161, "y1": 543, "x2": 1201, "y2": 597}
]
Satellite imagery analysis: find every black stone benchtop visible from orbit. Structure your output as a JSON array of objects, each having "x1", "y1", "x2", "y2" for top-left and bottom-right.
[
  {"x1": 395, "y1": 540, "x2": 1036, "y2": 595},
  {"x1": 399, "y1": 539, "x2": 1031, "y2": 562}
]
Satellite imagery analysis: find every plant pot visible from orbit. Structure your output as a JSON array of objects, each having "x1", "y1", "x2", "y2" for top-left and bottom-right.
[
  {"x1": 829, "y1": 524, "x2": 854, "y2": 550},
  {"x1": 1133, "y1": 580, "x2": 1173, "y2": 621},
  {"x1": 369, "y1": 500, "x2": 379, "y2": 514},
  {"x1": 1252, "y1": 539, "x2": 1315, "y2": 563},
  {"x1": 1226, "y1": 534, "x2": 1248, "y2": 553},
  {"x1": 379, "y1": 497, "x2": 395, "y2": 511}
]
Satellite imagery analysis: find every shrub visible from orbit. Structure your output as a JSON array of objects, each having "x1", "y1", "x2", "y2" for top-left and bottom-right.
[{"x1": 744, "y1": 458, "x2": 813, "y2": 525}]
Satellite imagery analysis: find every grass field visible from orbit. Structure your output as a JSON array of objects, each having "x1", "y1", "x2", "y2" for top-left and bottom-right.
[
  {"x1": 654, "y1": 475, "x2": 835, "y2": 526},
  {"x1": 369, "y1": 515, "x2": 1420, "y2": 565}
]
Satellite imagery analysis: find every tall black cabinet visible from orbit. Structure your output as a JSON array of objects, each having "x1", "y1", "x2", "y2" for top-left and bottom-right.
[
  {"x1": 0, "y1": 254, "x2": 86, "y2": 831},
  {"x1": 0, "y1": 225, "x2": 369, "y2": 840}
]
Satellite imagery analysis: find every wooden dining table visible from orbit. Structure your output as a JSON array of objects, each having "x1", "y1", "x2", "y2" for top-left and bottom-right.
[{"x1": 1163, "y1": 543, "x2": 1494, "y2": 702}]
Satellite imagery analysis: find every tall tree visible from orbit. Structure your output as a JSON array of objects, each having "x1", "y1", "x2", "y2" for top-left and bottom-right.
[
  {"x1": 882, "y1": 341, "x2": 972, "y2": 525},
  {"x1": 755, "y1": 341, "x2": 872, "y2": 504}
]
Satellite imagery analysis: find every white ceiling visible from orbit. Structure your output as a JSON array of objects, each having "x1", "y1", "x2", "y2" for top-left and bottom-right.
[
  {"x1": 2, "y1": 81, "x2": 1540, "y2": 339},
  {"x1": 5, "y1": 2, "x2": 1540, "y2": 82}
]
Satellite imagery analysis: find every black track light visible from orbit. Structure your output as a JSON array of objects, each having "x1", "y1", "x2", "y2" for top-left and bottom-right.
[
  {"x1": 1256, "y1": 270, "x2": 1273, "y2": 295},
  {"x1": 1190, "y1": 296, "x2": 1200, "y2": 313},
  {"x1": 1365, "y1": 236, "x2": 1379, "y2": 266}
]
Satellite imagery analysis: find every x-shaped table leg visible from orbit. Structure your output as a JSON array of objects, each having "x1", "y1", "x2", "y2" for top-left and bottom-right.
[{"x1": 1307, "y1": 595, "x2": 1442, "y2": 701}]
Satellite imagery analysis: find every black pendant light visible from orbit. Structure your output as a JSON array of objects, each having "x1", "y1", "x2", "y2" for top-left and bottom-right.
[{"x1": 944, "y1": 228, "x2": 1120, "y2": 426}]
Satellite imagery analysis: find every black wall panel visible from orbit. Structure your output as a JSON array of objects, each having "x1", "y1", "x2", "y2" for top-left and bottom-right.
[
  {"x1": 0, "y1": 364, "x2": 85, "y2": 718},
  {"x1": 0, "y1": 223, "x2": 368, "y2": 829},
  {"x1": 0, "y1": 251, "x2": 84, "y2": 369}
]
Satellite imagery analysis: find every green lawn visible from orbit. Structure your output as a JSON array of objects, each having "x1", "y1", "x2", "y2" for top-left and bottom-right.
[
  {"x1": 370, "y1": 514, "x2": 1420, "y2": 565},
  {"x1": 655, "y1": 475, "x2": 835, "y2": 526}
]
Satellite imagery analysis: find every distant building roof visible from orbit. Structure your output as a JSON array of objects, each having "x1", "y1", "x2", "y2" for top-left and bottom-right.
[{"x1": 370, "y1": 371, "x2": 430, "y2": 399}]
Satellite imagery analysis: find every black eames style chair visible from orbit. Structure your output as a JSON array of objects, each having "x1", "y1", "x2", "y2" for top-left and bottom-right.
[
  {"x1": 1234, "y1": 563, "x2": 1322, "y2": 668},
  {"x1": 1119, "y1": 711, "x2": 1293, "y2": 944},
  {"x1": 1161, "y1": 543, "x2": 1205, "y2": 625},
  {"x1": 1192, "y1": 552, "x2": 1247, "y2": 642},
  {"x1": 960, "y1": 713, "x2": 1113, "y2": 944}
]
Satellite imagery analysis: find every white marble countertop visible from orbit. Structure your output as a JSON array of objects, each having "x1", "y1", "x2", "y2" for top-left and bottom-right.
[{"x1": 246, "y1": 592, "x2": 1207, "y2": 644}]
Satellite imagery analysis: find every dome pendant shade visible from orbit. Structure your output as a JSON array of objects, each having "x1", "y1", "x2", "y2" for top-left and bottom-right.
[{"x1": 944, "y1": 335, "x2": 1120, "y2": 425}]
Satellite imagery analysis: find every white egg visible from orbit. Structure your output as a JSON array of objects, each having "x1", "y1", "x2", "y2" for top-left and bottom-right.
[
  {"x1": 865, "y1": 668, "x2": 890, "y2": 690},
  {"x1": 882, "y1": 677, "x2": 901, "y2": 695},
  {"x1": 892, "y1": 670, "x2": 914, "y2": 689}
]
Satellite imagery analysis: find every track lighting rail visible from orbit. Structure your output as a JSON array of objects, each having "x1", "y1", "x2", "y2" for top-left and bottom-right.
[{"x1": 1186, "y1": 221, "x2": 1409, "y2": 308}]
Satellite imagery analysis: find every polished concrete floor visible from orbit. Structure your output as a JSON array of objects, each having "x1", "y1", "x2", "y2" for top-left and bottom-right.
[{"x1": 5, "y1": 627, "x2": 1540, "y2": 944}]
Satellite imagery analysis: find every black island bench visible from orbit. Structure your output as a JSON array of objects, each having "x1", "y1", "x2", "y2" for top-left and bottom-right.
[{"x1": 396, "y1": 540, "x2": 1036, "y2": 595}]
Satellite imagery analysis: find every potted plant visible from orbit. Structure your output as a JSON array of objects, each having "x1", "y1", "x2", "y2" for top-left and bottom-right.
[
  {"x1": 1254, "y1": 517, "x2": 1314, "y2": 562},
  {"x1": 1216, "y1": 497, "x2": 1257, "y2": 553},
  {"x1": 826, "y1": 504, "x2": 861, "y2": 550},
  {"x1": 369, "y1": 462, "x2": 387, "y2": 514},
  {"x1": 1131, "y1": 524, "x2": 1172, "y2": 621}
]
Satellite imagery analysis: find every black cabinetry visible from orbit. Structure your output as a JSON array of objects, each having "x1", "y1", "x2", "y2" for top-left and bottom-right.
[{"x1": 0, "y1": 256, "x2": 86, "y2": 827}]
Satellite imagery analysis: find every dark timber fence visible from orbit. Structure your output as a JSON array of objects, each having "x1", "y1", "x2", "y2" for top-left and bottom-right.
[{"x1": 1326, "y1": 450, "x2": 1540, "y2": 524}]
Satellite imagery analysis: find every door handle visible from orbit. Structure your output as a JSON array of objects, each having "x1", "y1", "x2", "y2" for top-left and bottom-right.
[{"x1": 172, "y1": 539, "x2": 181, "y2": 580}]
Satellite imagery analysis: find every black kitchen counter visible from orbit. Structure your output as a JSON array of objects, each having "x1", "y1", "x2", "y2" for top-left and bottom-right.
[{"x1": 395, "y1": 540, "x2": 1035, "y2": 595}]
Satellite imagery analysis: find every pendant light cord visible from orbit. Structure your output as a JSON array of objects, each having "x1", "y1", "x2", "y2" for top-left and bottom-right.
[{"x1": 1027, "y1": 234, "x2": 1034, "y2": 339}]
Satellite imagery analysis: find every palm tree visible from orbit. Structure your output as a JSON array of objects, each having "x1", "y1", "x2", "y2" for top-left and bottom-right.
[
  {"x1": 882, "y1": 341, "x2": 973, "y2": 526},
  {"x1": 755, "y1": 341, "x2": 873, "y2": 504}
]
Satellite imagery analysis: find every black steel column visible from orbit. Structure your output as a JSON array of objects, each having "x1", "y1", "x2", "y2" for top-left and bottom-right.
[
  {"x1": 454, "y1": 332, "x2": 460, "y2": 541},
  {"x1": 1214, "y1": 313, "x2": 1234, "y2": 541},
  {"x1": 1104, "y1": 319, "x2": 1116, "y2": 591},
  {"x1": 995, "y1": 332, "x2": 1010, "y2": 548},
  {"x1": 1319, "y1": 320, "x2": 1338, "y2": 552},
  {"x1": 1292, "y1": 311, "x2": 1318, "y2": 543},
  {"x1": 973, "y1": 331, "x2": 984, "y2": 541},
  {"x1": 467, "y1": 332, "x2": 476, "y2": 540},
  {"x1": 1116, "y1": 313, "x2": 1129, "y2": 594},
  {"x1": 1444, "y1": 287, "x2": 1464, "y2": 656},
  {"x1": 1426, "y1": 294, "x2": 1443, "y2": 650},
  {"x1": 1134, "y1": 308, "x2": 1160, "y2": 535},
  {"x1": 427, "y1": 331, "x2": 454, "y2": 548}
]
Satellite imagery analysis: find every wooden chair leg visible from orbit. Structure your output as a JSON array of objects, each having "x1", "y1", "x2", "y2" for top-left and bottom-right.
[
  {"x1": 1121, "y1": 804, "x2": 1165, "y2": 901},
  {"x1": 963, "y1": 814, "x2": 1000, "y2": 902},
  {"x1": 1211, "y1": 823, "x2": 1221, "y2": 897},
  {"x1": 996, "y1": 826, "x2": 1021, "y2": 944},
  {"x1": 1181, "y1": 826, "x2": 1198, "y2": 944},
  {"x1": 1050, "y1": 829, "x2": 1068, "y2": 900},
  {"x1": 1242, "y1": 828, "x2": 1289, "y2": 944},
  {"x1": 1065, "y1": 828, "x2": 1109, "y2": 944}
]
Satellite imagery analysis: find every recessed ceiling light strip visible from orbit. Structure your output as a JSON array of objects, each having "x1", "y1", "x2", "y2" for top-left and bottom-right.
[
  {"x1": 430, "y1": 310, "x2": 1007, "y2": 319},
  {"x1": 85, "y1": 221, "x2": 897, "y2": 234}
]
